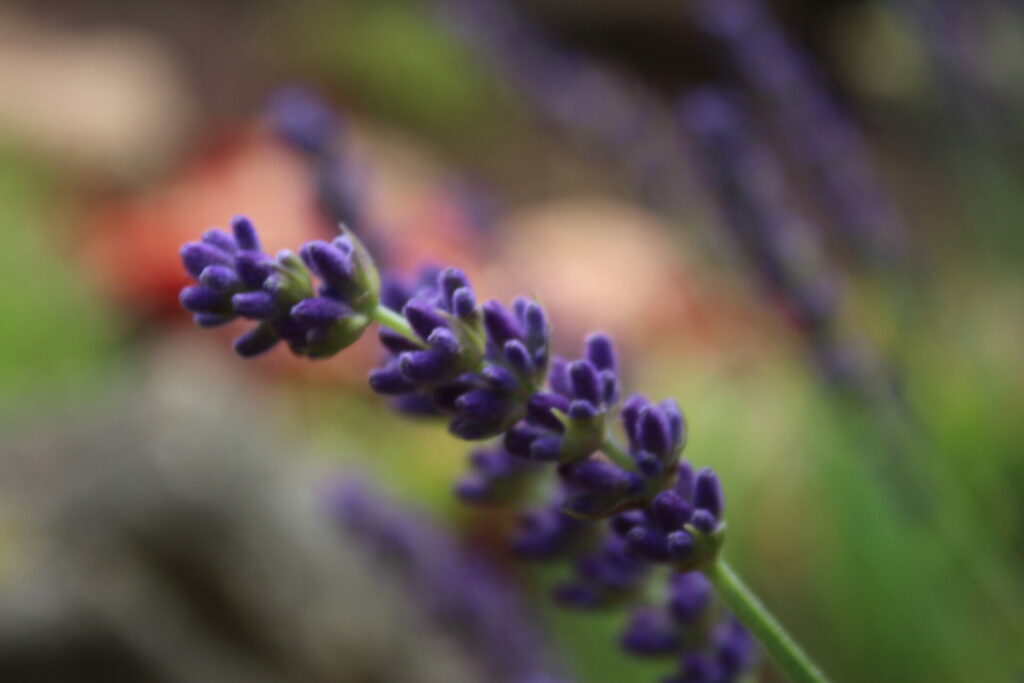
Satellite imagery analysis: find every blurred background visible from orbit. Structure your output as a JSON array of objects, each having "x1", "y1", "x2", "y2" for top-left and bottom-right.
[{"x1": 0, "y1": 0, "x2": 1022, "y2": 681}]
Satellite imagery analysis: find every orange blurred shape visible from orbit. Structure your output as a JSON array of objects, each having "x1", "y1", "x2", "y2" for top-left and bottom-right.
[
  {"x1": 78, "y1": 124, "x2": 485, "y2": 383},
  {"x1": 486, "y1": 199, "x2": 776, "y2": 362}
]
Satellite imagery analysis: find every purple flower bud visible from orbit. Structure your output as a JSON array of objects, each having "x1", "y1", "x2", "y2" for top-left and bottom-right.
[
  {"x1": 523, "y1": 301, "x2": 548, "y2": 350},
  {"x1": 291, "y1": 296, "x2": 346, "y2": 326},
  {"x1": 716, "y1": 618, "x2": 756, "y2": 675},
  {"x1": 584, "y1": 333, "x2": 617, "y2": 372},
  {"x1": 483, "y1": 300, "x2": 523, "y2": 345},
  {"x1": 427, "y1": 327, "x2": 461, "y2": 355},
  {"x1": 440, "y1": 267, "x2": 471, "y2": 305},
  {"x1": 456, "y1": 389, "x2": 507, "y2": 421},
  {"x1": 564, "y1": 460, "x2": 632, "y2": 494},
  {"x1": 402, "y1": 299, "x2": 448, "y2": 340},
  {"x1": 193, "y1": 312, "x2": 232, "y2": 328},
  {"x1": 569, "y1": 360, "x2": 602, "y2": 405},
  {"x1": 547, "y1": 358, "x2": 570, "y2": 397},
  {"x1": 368, "y1": 366, "x2": 417, "y2": 395},
  {"x1": 675, "y1": 461, "x2": 696, "y2": 500},
  {"x1": 527, "y1": 393, "x2": 570, "y2": 432},
  {"x1": 620, "y1": 608, "x2": 680, "y2": 655},
  {"x1": 180, "y1": 285, "x2": 227, "y2": 313},
  {"x1": 694, "y1": 469, "x2": 725, "y2": 520},
  {"x1": 301, "y1": 240, "x2": 354, "y2": 290},
  {"x1": 652, "y1": 490, "x2": 693, "y2": 530},
  {"x1": 633, "y1": 451, "x2": 663, "y2": 479},
  {"x1": 621, "y1": 394, "x2": 648, "y2": 442},
  {"x1": 232, "y1": 291, "x2": 277, "y2": 319},
  {"x1": 625, "y1": 527, "x2": 669, "y2": 562},
  {"x1": 180, "y1": 242, "x2": 231, "y2": 278},
  {"x1": 660, "y1": 398, "x2": 686, "y2": 449},
  {"x1": 200, "y1": 228, "x2": 237, "y2": 253},
  {"x1": 379, "y1": 328, "x2": 421, "y2": 354},
  {"x1": 231, "y1": 215, "x2": 262, "y2": 251},
  {"x1": 504, "y1": 424, "x2": 540, "y2": 457},
  {"x1": 399, "y1": 349, "x2": 453, "y2": 383},
  {"x1": 331, "y1": 234, "x2": 354, "y2": 256},
  {"x1": 449, "y1": 415, "x2": 502, "y2": 440},
  {"x1": 452, "y1": 287, "x2": 477, "y2": 318},
  {"x1": 504, "y1": 339, "x2": 533, "y2": 374},
  {"x1": 199, "y1": 265, "x2": 241, "y2": 292},
  {"x1": 666, "y1": 530, "x2": 695, "y2": 562},
  {"x1": 482, "y1": 365, "x2": 518, "y2": 392},
  {"x1": 690, "y1": 509, "x2": 718, "y2": 534},
  {"x1": 611, "y1": 510, "x2": 646, "y2": 536},
  {"x1": 669, "y1": 572, "x2": 711, "y2": 622},
  {"x1": 600, "y1": 370, "x2": 619, "y2": 405},
  {"x1": 233, "y1": 323, "x2": 279, "y2": 357},
  {"x1": 530, "y1": 436, "x2": 564, "y2": 462},
  {"x1": 637, "y1": 405, "x2": 671, "y2": 455},
  {"x1": 234, "y1": 251, "x2": 273, "y2": 289},
  {"x1": 568, "y1": 400, "x2": 597, "y2": 421}
]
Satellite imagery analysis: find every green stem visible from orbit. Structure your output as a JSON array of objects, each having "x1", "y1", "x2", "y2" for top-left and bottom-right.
[
  {"x1": 704, "y1": 560, "x2": 830, "y2": 683},
  {"x1": 371, "y1": 304, "x2": 424, "y2": 346},
  {"x1": 601, "y1": 435, "x2": 637, "y2": 471}
]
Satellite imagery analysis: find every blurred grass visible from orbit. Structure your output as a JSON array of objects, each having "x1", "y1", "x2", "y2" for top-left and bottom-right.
[{"x1": 0, "y1": 147, "x2": 121, "y2": 416}]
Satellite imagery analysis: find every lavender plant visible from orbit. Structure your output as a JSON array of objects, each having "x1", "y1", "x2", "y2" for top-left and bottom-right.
[
  {"x1": 329, "y1": 481, "x2": 570, "y2": 683},
  {"x1": 680, "y1": 87, "x2": 865, "y2": 392},
  {"x1": 695, "y1": 0, "x2": 907, "y2": 266},
  {"x1": 177, "y1": 215, "x2": 830, "y2": 683}
]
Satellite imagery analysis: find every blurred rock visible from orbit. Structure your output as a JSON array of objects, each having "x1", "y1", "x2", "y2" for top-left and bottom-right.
[
  {"x1": 0, "y1": 360, "x2": 483, "y2": 683},
  {"x1": 0, "y1": 9, "x2": 196, "y2": 185}
]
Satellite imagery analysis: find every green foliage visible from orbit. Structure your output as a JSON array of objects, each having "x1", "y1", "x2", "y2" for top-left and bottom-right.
[{"x1": 0, "y1": 150, "x2": 120, "y2": 411}]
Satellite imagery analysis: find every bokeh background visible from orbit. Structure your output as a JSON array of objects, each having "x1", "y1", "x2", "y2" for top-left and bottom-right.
[{"x1": 1, "y1": 0, "x2": 1022, "y2": 681}]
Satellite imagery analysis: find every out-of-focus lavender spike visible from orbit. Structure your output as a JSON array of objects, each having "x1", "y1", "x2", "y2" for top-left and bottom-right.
[
  {"x1": 428, "y1": 0, "x2": 691, "y2": 213},
  {"x1": 681, "y1": 87, "x2": 877, "y2": 392},
  {"x1": 695, "y1": 0, "x2": 906, "y2": 265},
  {"x1": 265, "y1": 86, "x2": 381, "y2": 257},
  {"x1": 327, "y1": 481, "x2": 571, "y2": 683}
]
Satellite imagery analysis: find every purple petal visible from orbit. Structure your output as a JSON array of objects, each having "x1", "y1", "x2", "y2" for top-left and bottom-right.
[
  {"x1": 291, "y1": 296, "x2": 346, "y2": 326},
  {"x1": 180, "y1": 242, "x2": 231, "y2": 279},
  {"x1": 584, "y1": 332, "x2": 617, "y2": 372},
  {"x1": 230, "y1": 215, "x2": 262, "y2": 251},
  {"x1": 232, "y1": 291, "x2": 277, "y2": 319}
]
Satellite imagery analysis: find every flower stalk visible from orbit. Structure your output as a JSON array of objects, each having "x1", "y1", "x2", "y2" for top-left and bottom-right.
[{"x1": 705, "y1": 560, "x2": 828, "y2": 683}]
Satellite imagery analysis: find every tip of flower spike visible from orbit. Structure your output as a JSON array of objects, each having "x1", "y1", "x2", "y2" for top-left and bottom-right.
[
  {"x1": 180, "y1": 242, "x2": 231, "y2": 279},
  {"x1": 584, "y1": 332, "x2": 617, "y2": 372},
  {"x1": 233, "y1": 323, "x2": 279, "y2": 357},
  {"x1": 693, "y1": 468, "x2": 725, "y2": 520},
  {"x1": 230, "y1": 215, "x2": 262, "y2": 252}
]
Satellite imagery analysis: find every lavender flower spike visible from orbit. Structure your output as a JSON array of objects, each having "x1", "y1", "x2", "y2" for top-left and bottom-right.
[
  {"x1": 178, "y1": 216, "x2": 379, "y2": 358},
  {"x1": 176, "y1": 208, "x2": 826, "y2": 683}
]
